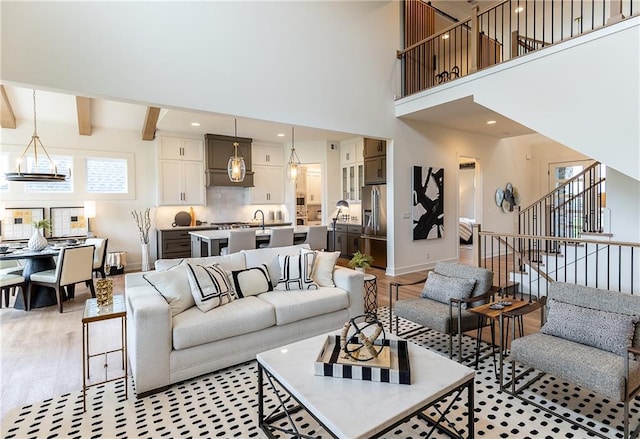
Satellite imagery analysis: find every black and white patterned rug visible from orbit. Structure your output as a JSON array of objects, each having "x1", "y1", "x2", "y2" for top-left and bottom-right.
[{"x1": 2, "y1": 308, "x2": 637, "y2": 438}]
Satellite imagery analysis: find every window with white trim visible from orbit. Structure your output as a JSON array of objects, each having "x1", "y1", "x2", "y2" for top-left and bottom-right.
[
  {"x1": 86, "y1": 157, "x2": 128, "y2": 193},
  {"x1": 25, "y1": 156, "x2": 73, "y2": 193},
  {"x1": 0, "y1": 154, "x2": 8, "y2": 191}
]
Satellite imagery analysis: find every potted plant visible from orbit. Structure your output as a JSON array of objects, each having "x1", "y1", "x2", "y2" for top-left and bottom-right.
[
  {"x1": 28, "y1": 219, "x2": 52, "y2": 251},
  {"x1": 348, "y1": 251, "x2": 374, "y2": 273}
]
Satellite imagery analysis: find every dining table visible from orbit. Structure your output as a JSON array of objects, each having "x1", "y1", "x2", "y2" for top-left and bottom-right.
[{"x1": 0, "y1": 246, "x2": 60, "y2": 309}]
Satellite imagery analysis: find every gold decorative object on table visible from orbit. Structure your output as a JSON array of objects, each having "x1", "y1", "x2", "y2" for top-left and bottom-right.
[{"x1": 95, "y1": 278, "x2": 113, "y2": 307}]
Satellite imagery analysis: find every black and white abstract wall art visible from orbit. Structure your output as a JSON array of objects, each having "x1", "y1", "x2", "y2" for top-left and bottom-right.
[{"x1": 412, "y1": 166, "x2": 444, "y2": 240}]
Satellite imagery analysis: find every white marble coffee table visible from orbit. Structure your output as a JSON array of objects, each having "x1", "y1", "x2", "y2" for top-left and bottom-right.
[{"x1": 256, "y1": 332, "x2": 475, "y2": 439}]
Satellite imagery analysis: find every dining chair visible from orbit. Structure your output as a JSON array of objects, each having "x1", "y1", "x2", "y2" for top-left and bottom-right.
[
  {"x1": 28, "y1": 245, "x2": 96, "y2": 313},
  {"x1": 1, "y1": 273, "x2": 27, "y2": 310},
  {"x1": 85, "y1": 238, "x2": 109, "y2": 278},
  {"x1": 220, "y1": 229, "x2": 256, "y2": 255},
  {"x1": 260, "y1": 227, "x2": 294, "y2": 249},
  {"x1": 303, "y1": 225, "x2": 328, "y2": 250}
]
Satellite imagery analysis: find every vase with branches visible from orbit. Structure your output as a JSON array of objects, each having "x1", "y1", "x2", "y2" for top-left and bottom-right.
[
  {"x1": 28, "y1": 219, "x2": 52, "y2": 251},
  {"x1": 131, "y1": 208, "x2": 151, "y2": 271}
]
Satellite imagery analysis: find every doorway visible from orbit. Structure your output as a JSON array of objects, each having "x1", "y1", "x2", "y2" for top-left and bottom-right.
[
  {"x1": 297, "y1": 164, "x2": 322, "y2": 226},
  {"x1": 458, "y1": 157, "x2": 478, "y2": 250}
]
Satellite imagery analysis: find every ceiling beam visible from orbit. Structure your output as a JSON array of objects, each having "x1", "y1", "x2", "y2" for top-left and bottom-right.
[
  {"x1": 142, "y1": 106, "x2": 161, "y2": 141},
  {"x1": 0, "y1": 85, "x2": 16, "y2": 129},
  {"x1": 76, "y1": 96, "x2": 92, "y2": 136}
]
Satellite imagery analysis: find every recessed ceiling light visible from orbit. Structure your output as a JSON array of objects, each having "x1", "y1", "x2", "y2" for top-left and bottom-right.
[
  {"x1": 441, "y1": 34, "x2": 450, "y2": 40},
  {"x1": 191, "y1": 122, "x2": 200, "y2": 127},
  {"x1": 277, "y1": 133, "x2": 285, "y2": 137},
  {"x1": 487, "y1": 120, "x2": 497, "y2": 125},
  {"x1": 515, "y1": 6, "x2": 524, "y2": 13}
]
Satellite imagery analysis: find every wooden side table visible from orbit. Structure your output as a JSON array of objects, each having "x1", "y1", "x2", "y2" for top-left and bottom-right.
[
  {"x1": 363, "y1": 273, "x2": 378, "y2": 314},
  {"x1": 82, "y1": 295, "x2": 128, "y2": 411}
]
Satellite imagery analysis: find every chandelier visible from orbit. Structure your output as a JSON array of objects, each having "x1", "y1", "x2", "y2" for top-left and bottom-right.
[
  {"x1": 227, "y1": 118, "x2": 246, "y2": 182},
  {"x1": 286, "y1": 126, "x2": 300, "y2": 182},
  {"x1": 5, "y1": 90, "x2": 70, "y2": 182}
]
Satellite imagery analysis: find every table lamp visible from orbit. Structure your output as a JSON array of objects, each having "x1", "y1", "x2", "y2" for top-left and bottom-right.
[
  {"x1": 84, "y1": 200, "x2": 96, "y2": 237},
  {"x1": 332, "y1": 200, "x2": 349, "y2": 252}
]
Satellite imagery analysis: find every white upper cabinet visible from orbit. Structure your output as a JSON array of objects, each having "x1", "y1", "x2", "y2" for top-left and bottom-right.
[
  {"x1": 340, "y1": 139, "x2": 364, "y2": 203},
  {"x1": 158, "y1": 136, "x2": 205, "y2": 206},
  {"x1": 253, "y1": 144, "x2": 283, "y2": 166},
  {"x1": 306, "y1": 171, "x2": 321, "y2": 204},
  {"x1": 159, "y1": 136, "x2": 204, "y2": 161}
]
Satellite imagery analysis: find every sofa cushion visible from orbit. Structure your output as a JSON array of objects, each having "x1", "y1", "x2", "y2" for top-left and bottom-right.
[
  {"x1": 242, "y1": 244, "x2": 310, "y2": 287},
  {"x1": 541, "y1": 299, "x2": 638, "y2": 357},
  {"x1": 434, "y1": 262, "x2": 492, "y2": 301},
  {"x1": 274, "y1": 253, "x2": 318, "y2": 291},
  {"x1": 172, "y1": 296, "x2": 276, "y2": 350},
  {"x1": 420, "y1": 271, "x2": 476, "y2": 309},
  {"x1": 302, "y1": 248, "x2": 340, "y2": 287},
  {"x1": 185, "y1": 263, "x2": 237, "y2": 313},
  {"x1": 155, "y1": 252, "x2": 246, "y2": 272},
  {"x1": 230, "y1": 265, "x2": 272, "y2": 298},
  {"x1": 258, "y1": 287, "x2": 349, "y2": 325},
  {"x1": 394, "y1": 297, "x2": 479, "y2": 335},
  {"x1": 142, "y1": 264, "x2": 194, "y2": 317}
]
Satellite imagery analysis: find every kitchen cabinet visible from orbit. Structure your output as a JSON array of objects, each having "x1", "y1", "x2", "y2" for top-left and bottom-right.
[
  {"x1": 363, "y1": 138, "x2": 386, "y2": 159},
  {"x1": 306, "y1": 171, "x2": 321, "y2": 204},
  {"x1": 157, "y1": 229, "x2": 193, "y2": 259},
  {"x1": 363, "y1": 138, "x2": 386, "y2": 185},
  {"x1": 158, "y1": 136, "x2": 205, "y2": 206},
  {"x1": 158, "y1": 160, "x2": 206, "y2": 205},
  {"x1": 340, "y1": 139, "x2": 364, "y2": 203},
  {"x1": 329, "y1": 224, "x2": 362, "y2": 258},
  {"x1": 250, "y1": 165, "x2": 284, "y2": 204},
  {"x1": 253, "y1": 145, "x2": 283, "y2": 166},
  {"x1": 364, "y1": 157, "x2": 386, "y2": 185},
  {"x1": 159, "y1": 137, "x2": 204, "y2": 161},
  {"x1": 347, "y1": 225, "x2": 363, "y2": 256}
]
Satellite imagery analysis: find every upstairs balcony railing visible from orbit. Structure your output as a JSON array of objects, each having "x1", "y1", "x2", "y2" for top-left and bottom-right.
[{"x1": 398, "y1": 0, "x2": 639, "y2": 97}]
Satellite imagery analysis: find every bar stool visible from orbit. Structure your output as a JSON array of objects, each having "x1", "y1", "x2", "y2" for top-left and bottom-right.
[
  {"x1": 221, "y1": 229, "x2": 256, "y2": 255},
  {"x1": 260, "y1": 227, "x2": 294, "y2": 248},
  {"x1": 303, "y1": 225, "x2": 327, "y2": 250}
]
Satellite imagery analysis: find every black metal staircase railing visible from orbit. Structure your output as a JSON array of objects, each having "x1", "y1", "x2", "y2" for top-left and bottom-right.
[
  {"x1": 475, "y1": 228, "x2": 639, "y2": 299},
  {"x1": 517, "y1": 161, "x2": 605, "y2": 265},
  {"x1": 397, "y1": 0, "x2": 640, "y2": 97}
]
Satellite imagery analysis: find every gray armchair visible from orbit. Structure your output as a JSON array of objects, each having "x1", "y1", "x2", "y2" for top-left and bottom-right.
[{"x1": 391, "y1": 262, "x2": 495, "y2": 362}]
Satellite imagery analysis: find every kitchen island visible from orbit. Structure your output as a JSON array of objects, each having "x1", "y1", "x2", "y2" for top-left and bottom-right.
[{"x1": 189, "y1": 226, "x2": 310, "y2": 257}]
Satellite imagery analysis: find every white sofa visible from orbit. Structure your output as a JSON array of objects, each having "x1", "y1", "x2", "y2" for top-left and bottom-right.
[{"x1": 125, "y1": 244, "x2": 364, "y2": 397}]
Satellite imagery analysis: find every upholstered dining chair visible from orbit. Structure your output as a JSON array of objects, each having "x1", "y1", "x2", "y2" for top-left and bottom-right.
[
  {"x1": 220, "y1": 229, "x2": 256, "y2": 255},
  {"x1": 1, "y1": 273, "x2": 27, "y2": 310},
  {"x1": 303, "y1": 225, "x2": 328, "y2": 250},
  {"x1": 84, "y1": 238, "x2": 109, "y2": 278},
  {"x1": 260, "y1": 227, "x2": 294, "y2": 249},
  {"x1": 28, "y1": 245, "x2": 96, "y2": 313}
]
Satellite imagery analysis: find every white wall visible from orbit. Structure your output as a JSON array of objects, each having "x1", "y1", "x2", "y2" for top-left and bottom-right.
[{"x1": 1, "y1": 1, "x2": 400, "y2": 140}]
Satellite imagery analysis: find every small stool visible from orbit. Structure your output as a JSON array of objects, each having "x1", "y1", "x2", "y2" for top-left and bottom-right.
[{"x1": 363, "y1": 273, "x2": 377, "y2": 314}]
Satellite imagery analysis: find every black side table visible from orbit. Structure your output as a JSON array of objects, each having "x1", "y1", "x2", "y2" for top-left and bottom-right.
[{"x1": 363, "y1": 273, "x2": 378, "y2": 314}]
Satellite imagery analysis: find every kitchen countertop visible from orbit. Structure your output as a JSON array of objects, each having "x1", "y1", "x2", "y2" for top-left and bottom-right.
[
  {"x1": 190, "y1": 225, "x2": 309, "y2": 241},
  {"x1": 157, "y1": 222, "x2": 292, "y2": 232}
]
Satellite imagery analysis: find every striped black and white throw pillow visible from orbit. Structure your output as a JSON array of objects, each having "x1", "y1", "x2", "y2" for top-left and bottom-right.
[
  {"x1": 275, "y1": 253, "x2": 319, "y2": 291},
  {"x1": 230, "y1": 265, "x2": 272, "y2": 298},
  {"x1": 185, "y1": 262, "x2": 237, "y2": 312}
]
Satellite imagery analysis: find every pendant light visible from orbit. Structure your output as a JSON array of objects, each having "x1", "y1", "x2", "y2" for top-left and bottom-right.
[
  {"x1": 227, "y1": 118, "x2": 246, "y2": 182},
  {"x1": 5, "y1": 90, "x2": 70, "y2": 182},
  {"x1": 286, "y1": 126, "x2": 300, "y2": 182}
]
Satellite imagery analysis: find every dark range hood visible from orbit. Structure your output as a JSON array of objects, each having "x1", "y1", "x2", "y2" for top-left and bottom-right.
[{"x1": 204, "y1": 133, "x2": 254, "y2": 187}]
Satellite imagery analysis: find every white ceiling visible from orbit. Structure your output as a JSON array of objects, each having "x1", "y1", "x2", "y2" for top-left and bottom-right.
[{"x1": 2, "y1": 2, "x2": 529, "y2": 144}]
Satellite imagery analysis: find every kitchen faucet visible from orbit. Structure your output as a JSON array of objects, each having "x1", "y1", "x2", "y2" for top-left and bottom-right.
[{"x1": 253, "y1": 209, "x2": 265, "y2": 231}]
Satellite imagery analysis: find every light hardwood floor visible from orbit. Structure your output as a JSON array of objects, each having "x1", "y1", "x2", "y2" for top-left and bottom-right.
[{"x1": 0, "y1": 247, "x2": 542, "y2": 422}]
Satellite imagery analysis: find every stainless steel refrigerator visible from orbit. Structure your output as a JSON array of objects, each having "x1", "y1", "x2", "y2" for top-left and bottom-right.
[{"x1": 361, "y1": 185, "x2": 387, "y2": 269}]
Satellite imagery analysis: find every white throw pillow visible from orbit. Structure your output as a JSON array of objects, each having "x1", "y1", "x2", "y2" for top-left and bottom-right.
[
  {"x1": 143, "y1": 264, "x2": 195, "y2": 317},
  {"x1": 302, "y1": 249, "x2": 340, "y2": 287},
  {"x1": 275, "y1": 253, "x2": 319, "y2": 291},
  {"x1": 185, "y1": 263, "x2": 237, "y2": 312},
  {"x1": 229, "y1": 265, "x2": 272, "y2": 297}
]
